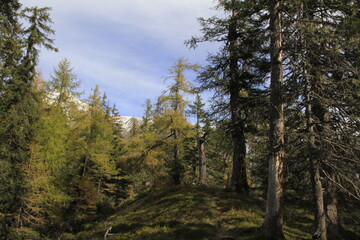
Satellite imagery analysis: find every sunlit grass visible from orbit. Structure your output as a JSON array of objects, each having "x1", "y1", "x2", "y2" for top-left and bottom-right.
[{"x1": 75, "y1": 186, "x2": 360, "y2": 240}]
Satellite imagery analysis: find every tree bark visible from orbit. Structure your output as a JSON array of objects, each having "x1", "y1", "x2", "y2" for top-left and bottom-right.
[
  {"x1": 306, "y1": 69, "x2": 330, "y2": 240},
  {"x1": 173, "y1": 128, "x2": 182, "y2": 185},
  {"x1": 263, "y1": 0, "x2": 285, "y2": 238},
  {"x1": 306, "y1": 74, "x2": 328, "y2": 240},
  {"x1": 228, "y1": 5, "x2": 249, "y2": 194},
  {"x1": 230, "y1": 127, "x2": 248, "y2": 193},
  {"x1": 324, "y1": 170, "x2": 339, "y2": 239},
  {"x1": 310, "y1": 56, "x2": 332, "y2": 240},
  {"x1": 301, "y1": 3, "x2": 331, "y2": 238},
  {"x1": 322, "y1": 107, "x2": 339, "y2": 239},
  {"x1": 310, "y1": 156, "x2": 327, "y2": 240},
  {"x1": 198, "y1": 137, "x2": 207, "y2": 186}
]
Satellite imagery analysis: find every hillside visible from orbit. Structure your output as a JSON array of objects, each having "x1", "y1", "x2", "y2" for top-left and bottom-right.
[{"x1": 75, "y1": 186, "x2": 317, "y2": 240}]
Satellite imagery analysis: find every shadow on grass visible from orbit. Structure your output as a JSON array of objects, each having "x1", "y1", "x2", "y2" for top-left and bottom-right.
[
  {"x1": 227, "y1": 226, "x2": 259, "y2": 235},
  {"x1": 173, "y1": 223, "x2": 217, "y2": 239},
  {"x1": 340, "y1": 228, "x2": 360, "y2": 240},
  {"x1": 110, "y1": 222, "x2": 144, "y2": 233},
  {"x1": 284, "y1": 216, "x2": 312, "y2": 233}
]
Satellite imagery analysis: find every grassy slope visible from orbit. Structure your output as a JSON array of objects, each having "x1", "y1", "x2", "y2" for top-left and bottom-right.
[
  {"x1": 76, "y1": 186, "x2": 359, "y2": 240},
  {"x1": 76, "y1": 186, "x2": 316, "y2": 240}
]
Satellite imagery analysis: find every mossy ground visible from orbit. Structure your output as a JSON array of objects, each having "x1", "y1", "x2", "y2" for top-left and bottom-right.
[{"x1": 75, "y1": 186, "x2": 358, "y2": 240}]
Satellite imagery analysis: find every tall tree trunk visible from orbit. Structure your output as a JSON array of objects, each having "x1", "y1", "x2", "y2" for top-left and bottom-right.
[
  {"x1": 191, "y1": 156, "x2": 197, "y2": 184},
  {"x1": 310, "y1": 156, "x2": 327, "y2": 240},
  {"x1": 322, "y1": 107, "x2": 339, "y2": 239},
  {"x1": 198, "y1": 137, "x2": 207, "y2": 186},
  {"x1": 307, "y1": 73, "x2": 331, "y2": 240},
  {"x1": 302, "y1": 3, "x2": 332, "y2": 238},
  {"x1": 306, "y1": 72, "x2": 328, "y2": 240},
  {"x1": 228, "y1": 5, "x2": 249, "y2": 194},
  {"x1": 308, "y1": 99, "x2": 326, "y2": 240},
  {"x1": 324, "y1": 171, "x2": 339, "y2": 239},
  {"x1": 173, "y1": 129, "x2": 182, "y2": 185},
  {"x1": 263, "y1": 0, "x2": 285, "y2": 238},
  {"x1": 230, "y1": 127, "x2": 248, "y2": 193},
  {"x1": 310, "y1": 63, "x2": 332, "y2": 240}
]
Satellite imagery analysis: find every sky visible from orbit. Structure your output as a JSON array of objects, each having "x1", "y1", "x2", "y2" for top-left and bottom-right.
[{"x1": 20, "y1": 0, "x2": 220, "y2": 117}]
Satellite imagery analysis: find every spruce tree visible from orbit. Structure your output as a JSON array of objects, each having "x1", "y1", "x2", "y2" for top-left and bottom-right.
[
  {"x1": 283, "y1": 1, "x2": 360, "y2": 238},
  {"x1": 0, "y1": 4, "x2": 56, "y2": 234}
]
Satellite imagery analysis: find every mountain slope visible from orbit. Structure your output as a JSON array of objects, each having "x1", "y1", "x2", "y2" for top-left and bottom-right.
[{"x1": 75, "y1": 186, "x2": 318, "y2": 240}]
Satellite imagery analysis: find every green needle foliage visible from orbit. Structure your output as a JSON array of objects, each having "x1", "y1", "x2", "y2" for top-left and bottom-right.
[
  {"x1": 0, "y1": 2, "x2": 57, "y2": 237},
  {"x1": 0, "y1": 1, "x2": 359, "y2": 239}
]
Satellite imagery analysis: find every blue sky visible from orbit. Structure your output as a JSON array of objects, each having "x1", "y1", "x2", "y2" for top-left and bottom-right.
[{"x1": 20, "y1": 0, "x2": 219, "y2": 117}]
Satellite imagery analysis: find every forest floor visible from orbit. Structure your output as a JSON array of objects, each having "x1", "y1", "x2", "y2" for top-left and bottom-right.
[{"x1": 76, "y1": 186, "x2": 359, "y2": 240}]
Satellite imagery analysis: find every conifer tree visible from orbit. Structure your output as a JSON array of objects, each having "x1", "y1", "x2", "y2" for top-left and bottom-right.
[
  {"x1": 188, "y1": 94, "x2": 208, "y2": 185},
  {"x1": 0, "y1": 4, "x2": 56, "y2": 234},
  {"x1": 283, "y1": 1, "x2": 360, "y2": 238},
  {"x1": 187, "y1": 0, "x2": 268, "y2": 193},
  {"x1": 24, "y1": 85, "x2": 72, "y2": 234},
  {"x1": 22, "y1": 60, "x2": 82, "y2": 237},
  {"x1": 263, "y1": 0, "x2": 285, "y2": 238},
  {"x1": 85, "y1": 85, "x2": 116, "y2": 192},
  {"x1": 121, "y1": 98, "x2": 171, "y2": 192},
  {"x1": 0, "y1": 4, "x2": 23, "y2": 229},
  {"x1": 142, "y1": 98, "x2": 153, "y2": 132},
  {"x1": 161, "y1": 58, "x2": 199, "y2": 185},
  {"x1": 21, "y1": 7, "x2": 57, "y2": 80},
  {"x1": 48, "y1": 58, "x2": 81, "y2": 106},
  {"x1": 0, "y1": 0, "x2": 22, "y2": 92}
]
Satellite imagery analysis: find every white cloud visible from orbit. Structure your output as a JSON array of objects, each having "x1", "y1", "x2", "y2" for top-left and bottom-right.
[{"x1": 19, "y1": 0, "x2": 218, "y2": 117}]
